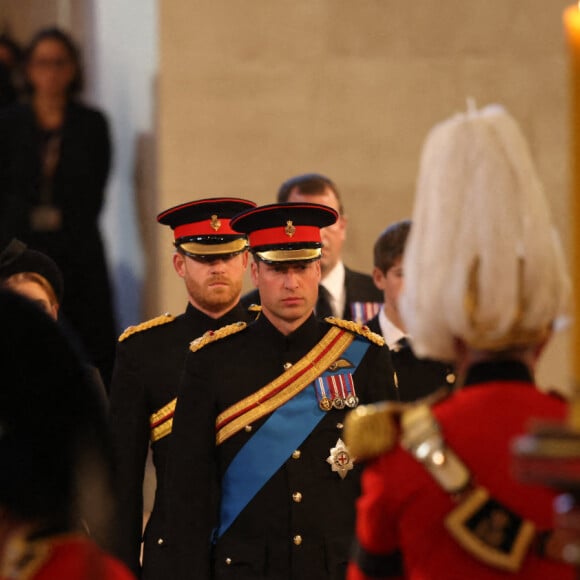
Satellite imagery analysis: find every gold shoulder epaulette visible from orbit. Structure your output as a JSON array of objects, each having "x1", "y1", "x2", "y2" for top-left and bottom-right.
[
  {"x1": 344, "y1": 401, "x2": 409, "y2": 461},
  {"x1": 325, "y1": 316, "x2": 385, "y2": 346},
  {"x1": 118, "y1": 313, "x2": 175, "y2": 342},
  {"x1": 248, "y1": 304, "x2": 262, "y2": 313},
  {"x1": 189, "y1": 321, "x2": 247, "y2": 353}
]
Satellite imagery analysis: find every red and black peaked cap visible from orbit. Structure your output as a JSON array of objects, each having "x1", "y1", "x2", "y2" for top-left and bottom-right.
[
  {"x1": 231, "y1": 202, "x2": 338, "y2": 263},
  {"x1": 157, "y1": 197, "x2": 256, "y2": 258}
]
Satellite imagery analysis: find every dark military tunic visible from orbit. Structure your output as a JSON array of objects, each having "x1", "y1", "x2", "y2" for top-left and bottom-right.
[
  {"x1": 366, "y1": 315, "x2": 454, "y2": 402},
  {"x1": 108, "y1": 302, "x2": 252, "y2": 579},
  {"x1": 163, "y1": 313, "x2": 398, "y2": 580}
]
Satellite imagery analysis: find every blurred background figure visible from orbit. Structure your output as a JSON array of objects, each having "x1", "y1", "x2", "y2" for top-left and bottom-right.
[
  {"x1": 0, "y1": 32, "x2": 23, "y2": 108},
  {"x1": 0, "y1": 237, "x2": 107, "y2": 399},
  {"x1": 0, "y1": 26, "x2": 117, "y2": 388},
  {"x1": 0, "y1": 290, "x2": 134, "y2": 579},
  {"x1": 0, "y1": 237, "x2": 61, "y2": 319},
  {"x1": 368, "y1": 219, "x2": 455, "y2": 401},
  {"x1": 346, "y1": 104, "x2": 574, "y2": 579}
]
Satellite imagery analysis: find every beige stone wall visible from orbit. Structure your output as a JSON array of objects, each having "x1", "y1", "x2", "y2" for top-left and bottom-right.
[
  {"x1": 0, "y1": 0, "x2": 86, "y2": 46},
  {"x1": 158, "y1": 0, "x2": 572, "y2": 390}
]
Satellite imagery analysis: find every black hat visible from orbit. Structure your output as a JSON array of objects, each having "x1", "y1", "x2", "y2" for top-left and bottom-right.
[
  {"x1": 231, "y1": 202, "x2": 338, "y2": 263},
  {"x1": 0, "y1": 290, "x2": 109, "y2": 523},
  {"x1": 0, "y1": 239, "x2": 64, "y2": 303},
  {"x1": 157, "y1": 197, "x2": 257, "y2": 259}
]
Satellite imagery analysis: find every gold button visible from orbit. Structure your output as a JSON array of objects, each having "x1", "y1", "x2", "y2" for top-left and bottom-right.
[
  {"x1": 336, "y1": 422, "x2": 344, "y2": 429},
  {"x1": 292, "y1": 492, "x2": 303, "y2": 503},
  {"x1": 244, "y1": 425, "x2": 252, "y2": 432},
  {"x1": 225, "y1": 558, "x2": 232, "y2": 565},
  {"x1": 292, "y1": 450, "x2": 301, "y2": 459},
  {"x1": 446, "y1": 372, "x2": 456, "y2": 384},
  {"x1": 283, "y1": 362, "x2": 293, "y2": 370},
  {"x1": 157, "y1": 538, "x2": 164, "y2": 545},
  {"x1": 293, "y1": 535, "x2": 302, "y2": 546}
]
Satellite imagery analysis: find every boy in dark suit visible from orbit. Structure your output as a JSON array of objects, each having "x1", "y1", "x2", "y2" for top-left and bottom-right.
[{"x1": 368, "y1": 219, "x2": 455, "y2": 401}]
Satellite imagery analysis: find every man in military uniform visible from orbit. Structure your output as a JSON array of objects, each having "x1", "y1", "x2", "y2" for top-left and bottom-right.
[
  {"x1": 367, "y1": 219, "x2": 455, "y2": 401},
  {"x1": 346, "y1": 106, "x2": 575, "y2": 578},
  {"x1": 163, "y1": 202, "x2": 399, "y2": 579},
  {"x1": 108, "y1": 197, "x2": 256, "y2": 579},
  {"x1": 242, "y1": 174, "x2": 383, "y2": 323}
]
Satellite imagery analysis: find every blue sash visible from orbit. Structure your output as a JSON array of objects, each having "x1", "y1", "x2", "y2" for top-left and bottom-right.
[{"x1": 216, "y1": 336, "x2": 369, "y2": 539}]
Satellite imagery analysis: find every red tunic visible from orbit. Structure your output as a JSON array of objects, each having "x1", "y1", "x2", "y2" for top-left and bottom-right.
[
  {"x1": 1, "y1": 534, "x2": 135, "y2": 580},
  {"x1": 349, "y1": 368, "x2": 575, "y2": 579}
]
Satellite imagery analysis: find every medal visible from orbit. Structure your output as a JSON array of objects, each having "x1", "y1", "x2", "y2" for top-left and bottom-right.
[
  {"x1": 316, "y1": 363, "x2": 358, "y2": 412},
  {"x1": 316, "y1": 377, "x2": 333, "y2": 412},
  {"x1": 332, "y1": 397, "x2": 345, "y2": 410},
  {"x1": 319, "y1": 397, "x2": 332, "y2": 411},
  {"x1": 326, "y1": 438, "x2": 355, "y2": 479},
  {"x1": 343, "y1": 373, "x2": 358, "y2": 409},
  {"x1": 345, "y1": 395, "x2": 358, "y2": 408}
]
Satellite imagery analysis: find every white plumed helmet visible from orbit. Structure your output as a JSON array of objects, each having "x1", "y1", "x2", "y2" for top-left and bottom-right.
[{"x1": 400, "y1": 103, "x2": 570, "y2": 362}]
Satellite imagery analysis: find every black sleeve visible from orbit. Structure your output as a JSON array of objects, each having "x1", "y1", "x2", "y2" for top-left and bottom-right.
[
  {"x1": 108, "y1": 339, "x2": 150, "y2": 576},
  {"x1": 162, "y1": 350, "x2": 217, "y2": 580}
]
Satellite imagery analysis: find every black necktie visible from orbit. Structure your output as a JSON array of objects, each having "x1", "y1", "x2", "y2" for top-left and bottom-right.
[{"x1": 316, "y1": 285, "x2": 334, "y2": 318}]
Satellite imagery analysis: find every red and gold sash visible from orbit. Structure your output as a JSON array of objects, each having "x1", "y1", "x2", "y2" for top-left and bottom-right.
[{"x1": 216, "y1": 326, "x2": 354, "y2": 445}]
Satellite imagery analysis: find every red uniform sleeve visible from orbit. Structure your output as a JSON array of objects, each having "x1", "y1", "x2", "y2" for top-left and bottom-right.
[{"x1": 348, "y1": 452, "x2": 405, "y2": 579}]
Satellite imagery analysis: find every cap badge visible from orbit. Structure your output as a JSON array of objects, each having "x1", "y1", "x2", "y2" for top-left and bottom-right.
[
  {"x1": 210, "y1": 214, "x2": 221, "y2": 231},
  {"x1": 285, "y1": 220, "x2": 296, "y2": 238}
]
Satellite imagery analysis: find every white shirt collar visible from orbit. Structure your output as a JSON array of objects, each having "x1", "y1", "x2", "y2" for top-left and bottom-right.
[
  {"x1": 378, "y1": 306, "x2": 407, "y2": 349},
  {"x1": 321, "y1": 260, "x2": 346, "y2": 319}
]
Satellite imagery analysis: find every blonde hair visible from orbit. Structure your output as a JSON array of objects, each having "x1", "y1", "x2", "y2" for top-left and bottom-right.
[{"x1": 2, "y1": 272, "x2": 59, "y2": 306}]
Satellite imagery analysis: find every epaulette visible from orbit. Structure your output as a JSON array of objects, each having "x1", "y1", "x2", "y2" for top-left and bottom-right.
[
  {"x1": 248, "y1": 304, "x2": 262, "y2": 313},
  {"x1": 189, "y1": 321, "x2": 247, "y2": 353},
  {"x1": 344, "y1": 401, "x2": 410, "y2": 461},
  {"x1": 118, "y1": 313, "x2": 175, "y2": 342},
  {"x1": 324, "y1": 316, "x2": 385, "y2": 346}
]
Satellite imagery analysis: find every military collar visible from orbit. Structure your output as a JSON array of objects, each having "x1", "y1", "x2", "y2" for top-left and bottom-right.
[
  {"x1": 463, "y1": 360, "x2": 533, "y2": 388},
  {"x1": 254, "y1": 311, "x2": 319, "y2": 346},
  {"x1": 184, "y1": 301, "x2": 249, "y2": 326}
]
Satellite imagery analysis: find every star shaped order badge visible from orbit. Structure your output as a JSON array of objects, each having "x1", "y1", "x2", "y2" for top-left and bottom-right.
[{"x1": 326, "y1": 438, "x2": 355, "y2": 479}]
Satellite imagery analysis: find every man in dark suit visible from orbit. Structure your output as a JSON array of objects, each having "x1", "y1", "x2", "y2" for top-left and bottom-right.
[
  {"x1": 242, "y1": 174, "x2": 382, "y2": 323},
  {"x1": 163, "y1": 202, "x2": 398, "y2": 579},
  {"x1": 108, "y1": 197, "x2": 256, "y2": 579},
  {"x1": 367, "y1": 219, "x2": 455, "y2": 401}
]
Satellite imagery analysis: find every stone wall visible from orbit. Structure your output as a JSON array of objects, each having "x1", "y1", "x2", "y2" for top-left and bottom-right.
[{"x1": 157, "y1": 1, "x2": 573, "y2": 391}]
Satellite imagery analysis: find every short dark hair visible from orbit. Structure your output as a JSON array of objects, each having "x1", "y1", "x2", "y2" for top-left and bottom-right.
[
  {"x1": 277, "y1": 173, "x2": 344, "y2": 215},
  {"x1": 373, "y1": 219, "x2": 412, "y2": 273},
  {"x1": 24, "y1": 26, "x2": 84, "y2": 97}
]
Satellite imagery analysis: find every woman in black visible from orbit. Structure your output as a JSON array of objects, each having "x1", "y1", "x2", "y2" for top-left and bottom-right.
[{"x1": 0, "y1": 27, "x2": 117, "y2": 386}]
